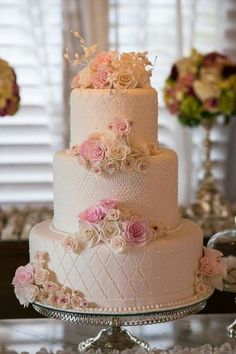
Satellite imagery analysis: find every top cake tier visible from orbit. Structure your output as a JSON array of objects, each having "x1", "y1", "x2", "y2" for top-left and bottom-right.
[{"x1": 70, "y1": 88, "x2": 158, "y2": 146}]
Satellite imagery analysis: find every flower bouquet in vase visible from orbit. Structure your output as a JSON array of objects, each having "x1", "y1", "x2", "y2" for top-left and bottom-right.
[
  {"x1": 164, "y1": 50, "x2": 236, "y2": 236},
  {"x1": 0, "y1": 58, "x2": 20, "y2": 117}
]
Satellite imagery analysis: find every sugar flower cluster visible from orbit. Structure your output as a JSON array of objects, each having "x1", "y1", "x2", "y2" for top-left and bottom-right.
[
  {"x1": 194, "y1": 246, "x2": 227, "y2": 296},
  {"x1": 67, "y1": 118, "x2": 159, "y2": 175},
  {"x1": 62, "y1": 199, "x2": 168, "y2": 254},
  {"x1": 12, "y1": 252, "x2": 89, "y2": 310},
  {"x1": 0, "y1": 58, "x2": 20, "y2": 117},
  {"x1": 65, "y1": 32, "x2": 152, "y2": 91},
  {"x1": 164, "y1": 49, "x2": 236, "y2": 127}
]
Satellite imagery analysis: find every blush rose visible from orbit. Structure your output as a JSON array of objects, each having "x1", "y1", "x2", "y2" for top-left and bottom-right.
[
  {"x1": 124, "y1": 218, "x2": 148, "y2": 247},
  {"x1": 79, "y1": 139, "x2": 106, "y2": 163},
  {"x1": 12, "y1": 264, "x2": 34, "y2": 287}
]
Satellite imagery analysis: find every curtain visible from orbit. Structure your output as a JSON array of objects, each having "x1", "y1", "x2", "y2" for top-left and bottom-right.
[{"x1": 62, "y1": 0, "x2": 109, "y2": 147}]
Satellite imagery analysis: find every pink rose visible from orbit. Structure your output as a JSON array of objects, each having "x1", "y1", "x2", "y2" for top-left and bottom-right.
[
  {"x1": 99, "y1": 199, "x2": 118, "y2": 210},
  {"x1": 79, "y1": 205, "x2": 105, "y2": 224},
  {"x1": 109, "y1": 118, "x2": 131, "y2": 135},
  {"x1": 124, "y1": 218, "x2": 148, "y2": 247},
  {"x1": 57, "y1": 295, "x2": 71, "y2": 309},
  {"x1": 12, "y1": 264, "x2": 34, "y2": 287},
  {"x1": 71, "y1": 74, "x2": 80, "y2": 89},
  {"x1": 200, "y1": 256, "x2": 220, "y2": 276},
  {"x1": 92, "y1": 65, "x2": 111, "y2": 89},
  {"x1": 43, "y1": 281, "x2": 60, "y2": 292},
  {"x1": 79, "y1": 139, "x2": 106, "y2": 163},
  {"x1": 91, "y1": 52, "x2": 114, "y2": 71}
]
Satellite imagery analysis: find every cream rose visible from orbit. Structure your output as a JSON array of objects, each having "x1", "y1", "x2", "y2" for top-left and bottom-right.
[
  {"x1": 103, "y1": 159, "x2": 119, "y2": 174},
  {"x1": 80, "y1": 222, "x2": 101, "y2": 247},
  {"x1": 106, "y1": 208, "x2": 120, "y2": 221},
  {"x1": 14, "y1": 284, "x2": 39, "y2": 307},
  {"x1": 135, "y1": 157, "x2": 149, "y2": 173},
  {"x1": 110, "y1": 236, "x2": 126, "y2": 253},
  {"x1": 135, "y1": 63, "x2": 150, "y2": 88},
  {"x1": 101, "y1": 221, "x2": 121, "y2": 241},
  {"x1": 120, "y1": 155, "x2": 135, "y2": 172},
  {"x1": 62, "y1": 235, "x2": 78, "y2": 252},
  {"x1": 116, "y1": 67, "x2": 137, "y2": 90},
  {"x1": 108, "y1": 141, "x2": 130, "y2": 161},
  {"x1": 34, "y1": 266, "x2": 49, "y2": 285},
  {"x1": 78, "y1": 65, "x2": 93, "y2": 88}
]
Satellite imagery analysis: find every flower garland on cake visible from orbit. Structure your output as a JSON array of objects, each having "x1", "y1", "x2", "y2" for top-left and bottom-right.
[
  {"x1": 12, "y1": 252, "x2": 89, "y2": 309},
  {"x1": 65, "y1": 32, "x2": 153, "y2": 91},
  {"x1": 67, "y1": 118, "x2": 159, "y2": 175},
  {"x1": 61, "y1": 199, "x2": 168, "y2": 254},
  {"x1": 194, "y1": 247, "x2": 227, "y2": 295}
]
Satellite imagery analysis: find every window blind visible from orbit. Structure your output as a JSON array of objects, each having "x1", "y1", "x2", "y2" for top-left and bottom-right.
[
  {"x1": 0, "y1": 0, "x2": 63, "y2": 205},
  {"x1": 109, "y1": 0, "x2": 235, "y2": 204}
]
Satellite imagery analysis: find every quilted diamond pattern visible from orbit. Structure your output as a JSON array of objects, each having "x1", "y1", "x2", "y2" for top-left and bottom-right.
[
  {"x1": 70, "y1": 88, "x2": 158, "y2": 146},
  {"x1": 53, "y1": 149, "x2": 179, "y2": 233},
  {"x1": 29, "y1": 220, "x2": 203, "y2": 309}
]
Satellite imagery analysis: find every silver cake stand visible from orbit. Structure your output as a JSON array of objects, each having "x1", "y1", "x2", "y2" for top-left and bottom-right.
[{"x1": 33, "y1": 296, "x2": 209, "y2": 352}]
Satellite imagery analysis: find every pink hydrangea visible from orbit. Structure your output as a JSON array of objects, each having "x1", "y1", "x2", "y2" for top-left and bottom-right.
[
  {"x1": 91, "y1": 52, "x2": 114, "y2": 71},
  {"x1": 71, "y1": 73, "x2": 80, "y2": 89},
  {"x1": 79, "y1": 205, "x2": 105, "y2": 224},
  {"x1": 109, "y1": 118, "x2": 131, "y2": 135},
  {"x1": 99, "y1": 199, "x2": 118, "y2": 210},
  {"x1": 12, "y1": 264, "x2": 34, "y2": 287},
  {"x1": 124, "y1": 218, "x2": 148, "y2": 247},
  {"x1": 79, "y1": 139, "x2": 106, "y2": 163},
  {"x1": 92, "y1": 66, "x2": 111, "y2": 89}
]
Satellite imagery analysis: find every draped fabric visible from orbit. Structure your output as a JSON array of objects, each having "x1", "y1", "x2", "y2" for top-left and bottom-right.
[{"x1": 62, "y1": 0, "x2": 109, "y2": 146}]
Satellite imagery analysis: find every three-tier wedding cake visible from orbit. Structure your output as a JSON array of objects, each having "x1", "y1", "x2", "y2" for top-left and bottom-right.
[{"x1": 13, "y1": 38, "x2": 225, "y2": 313}]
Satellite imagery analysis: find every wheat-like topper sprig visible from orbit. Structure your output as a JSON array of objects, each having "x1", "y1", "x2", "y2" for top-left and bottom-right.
[{"x1": 64, "y1": 31, "x2": 98, "y2": 66}]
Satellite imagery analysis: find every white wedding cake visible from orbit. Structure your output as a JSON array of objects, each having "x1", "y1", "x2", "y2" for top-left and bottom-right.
[{"x1": 13, "y1": 41, "x2": 225, "y2": 313}]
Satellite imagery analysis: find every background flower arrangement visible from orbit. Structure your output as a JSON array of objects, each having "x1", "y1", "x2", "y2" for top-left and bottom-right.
[
  {"x1": 164, "y1": 49, "x2": 236, "y2": 127},
  {"x1": 65, "y1": 32, "x2": 153, "y2": 91},
  {"x1": 0, "y1": 58, "x2": 20, "y2": 117}
]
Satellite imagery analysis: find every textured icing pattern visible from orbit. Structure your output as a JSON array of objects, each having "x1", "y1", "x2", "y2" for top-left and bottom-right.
[
  {"x1": 53, "y1": 148, "x2": 179, "y2": 234},
  {"x1": 70, "y1": 88, "x2": 157, "y2": 146},
  {"x1": 29, "y1": 219, "x2": 203, "y2": 309}
]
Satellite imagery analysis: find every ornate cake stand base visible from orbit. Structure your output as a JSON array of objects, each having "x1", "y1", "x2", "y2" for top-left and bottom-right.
[
  {"x1": 78, "y1": 326, "x2": 150, "y2": 351},
  {"x1": 227, "y1": 319, "x2": 236, "y2": 338},
  {"x1": 33, "y1": 297, "x2": 209, "y2": 352}
]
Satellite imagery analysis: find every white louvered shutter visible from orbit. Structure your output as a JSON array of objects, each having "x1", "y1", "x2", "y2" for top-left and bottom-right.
[
  {"x1": 0, "y1": 0, "x2": 63, "y2": 205},
  {"x1": 109, "y1": 0, "x2": 236, "y2": 205}
]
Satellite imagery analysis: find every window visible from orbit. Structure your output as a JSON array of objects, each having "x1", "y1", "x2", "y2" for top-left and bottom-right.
[
  {"x1": 0, "y1": 0, "x2": 63, "y2": 205},
  {"x1": 109, "y1": 0, "x2": 235, "y2": 204}
]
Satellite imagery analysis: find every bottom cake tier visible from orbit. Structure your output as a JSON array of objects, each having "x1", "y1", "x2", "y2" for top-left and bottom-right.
[{"x1": 28, "y1": 219, "x2": 208, "y2": 312}]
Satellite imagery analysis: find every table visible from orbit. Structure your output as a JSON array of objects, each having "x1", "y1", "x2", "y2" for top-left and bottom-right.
[{"x1": 0, "y1": 314, "x2": 235, "y2": 353}]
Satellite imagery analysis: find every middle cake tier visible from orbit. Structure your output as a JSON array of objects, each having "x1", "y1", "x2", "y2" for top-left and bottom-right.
[{"x1": 53, "y1": 148, "x2": 180, "y2": 234}]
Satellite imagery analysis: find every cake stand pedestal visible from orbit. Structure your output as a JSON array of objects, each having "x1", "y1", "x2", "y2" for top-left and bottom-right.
[{"x1": 33, "y1": 298, "x2": 207, "y2": 352}]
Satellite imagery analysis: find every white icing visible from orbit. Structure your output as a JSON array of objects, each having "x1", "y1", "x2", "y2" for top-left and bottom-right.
[
  {"x1": 70, "y1": 88, "x2": 158, "y2": 146},
  {"x1": 53, "y1": 148, "x2": 179, "y2": 234},
  {"x1": 29, "y1": 219, "x2": 203, "y2": 310}
]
